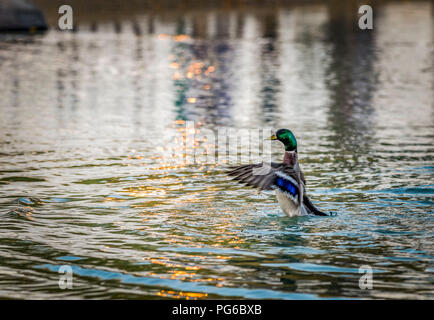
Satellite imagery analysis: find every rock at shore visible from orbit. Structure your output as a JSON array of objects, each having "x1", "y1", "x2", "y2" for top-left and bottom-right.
[{"x1": 0, "y1": 0, "x2": 47, "y2": 32}]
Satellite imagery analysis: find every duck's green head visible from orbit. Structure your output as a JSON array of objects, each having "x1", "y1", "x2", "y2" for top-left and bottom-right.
[{"x1": 269, "y1": 129, "x2": 297, "y2": 151}]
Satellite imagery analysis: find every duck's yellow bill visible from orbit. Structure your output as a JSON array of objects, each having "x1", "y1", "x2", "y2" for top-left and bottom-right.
[{"x1": 268, "y1": 134, "x2": 277, "y2": 140}]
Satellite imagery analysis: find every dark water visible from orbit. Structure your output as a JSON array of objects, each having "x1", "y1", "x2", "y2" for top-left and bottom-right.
[{"x1": 0, "y1": 3, "x2": 433, "y2": 299}]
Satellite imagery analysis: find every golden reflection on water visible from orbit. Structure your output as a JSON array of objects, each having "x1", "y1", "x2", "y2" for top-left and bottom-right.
[{"x1": 158, "y1": 289, "x2": 208, "y2": 299}]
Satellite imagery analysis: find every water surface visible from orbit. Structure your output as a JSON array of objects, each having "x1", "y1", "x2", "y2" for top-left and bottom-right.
[{"x1": 0, "y1": 3, "x2": 433, "y2": 299}]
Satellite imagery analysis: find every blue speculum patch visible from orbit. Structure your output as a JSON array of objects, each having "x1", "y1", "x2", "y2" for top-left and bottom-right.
[{"x1": 276, "y1": 177, "x2": 298, "y2": 197}]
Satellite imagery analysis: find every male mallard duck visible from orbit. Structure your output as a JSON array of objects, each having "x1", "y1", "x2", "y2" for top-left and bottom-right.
[{"x1": 228, "y1": 129, "x2": 327, "y2": 217}]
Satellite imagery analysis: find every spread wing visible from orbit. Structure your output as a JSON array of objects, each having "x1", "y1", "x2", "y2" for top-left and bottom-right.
[
  {"x1": 227, "y1": 162, "x2": 303, "y2": 197},
  {"x1": 227, "y1": 162, "x2": 328, "y2": 216},
  {"x1": 303, "y1": 195, "x2": 328, "y2": 216}
]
